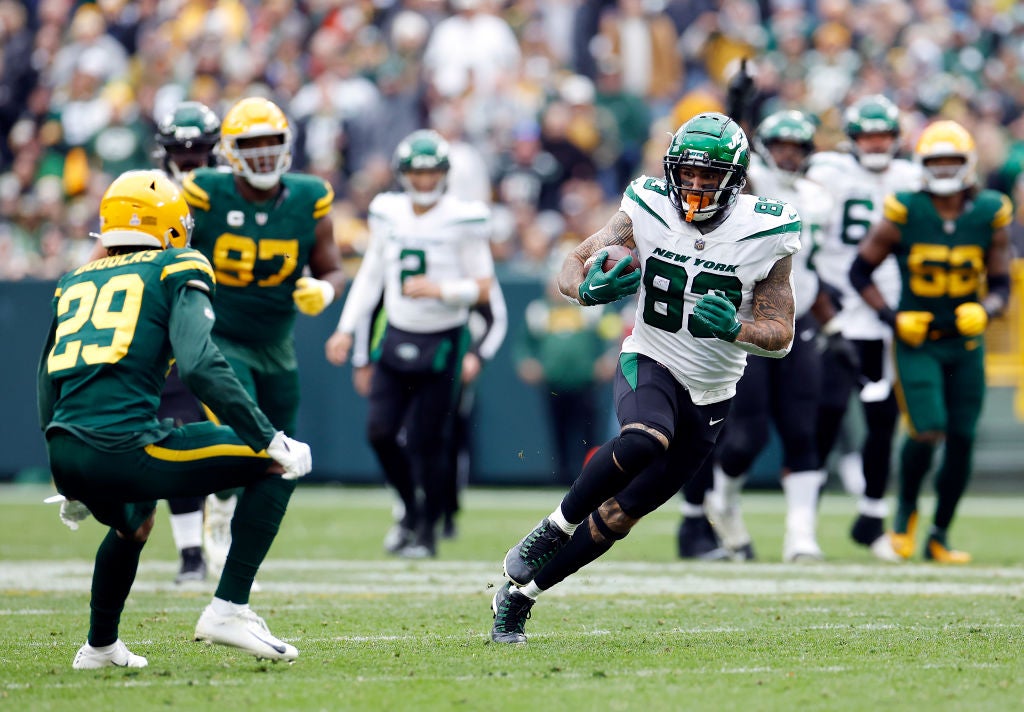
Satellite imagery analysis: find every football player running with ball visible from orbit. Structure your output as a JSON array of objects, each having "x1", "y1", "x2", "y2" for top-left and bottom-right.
[
  {"x1": 181, "y1": 97, "x2": 346, "y2": 577},
  {"x1": 325, "y1": 130, "x2": 495, "y2": 559},
  {"x1": 491, "y1": 112, "x2": 801, "y2": 643},
  {"x1": 850, "y1": 120, "x2": 1012, "y2": 563},
  {"x1": 40, "y1": 171, "x2": 312, "y2": 668}
]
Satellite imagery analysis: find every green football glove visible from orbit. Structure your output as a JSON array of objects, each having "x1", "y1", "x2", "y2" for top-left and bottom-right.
[
  {"x1": 692, "y1": 291, "x2": 741, "y2": 342},
  {"x1": 578, "y1": 250, "x2": 641, "y2": 305}
]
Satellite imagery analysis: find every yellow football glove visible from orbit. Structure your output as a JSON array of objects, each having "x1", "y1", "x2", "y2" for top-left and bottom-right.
[
  {"x1": 895, "y1": 311, "x2": 934, "y2": 348},
  {"x1": 293, "y1": 277, "x2": 335, "y2": 316},
  {"x1": 954, "y1": 301, "x2": 988, "y2": 337}
]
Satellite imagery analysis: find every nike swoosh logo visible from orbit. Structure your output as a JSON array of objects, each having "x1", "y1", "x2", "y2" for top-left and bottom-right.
[
  {"x1": 590, "y1": 283, "x2": 608, "y2": 291},
  {"x1": 250, "y1": 631, "x2": 287, "y2": 654},
  {"x1": 709, "y1": 418, "x2": 725, "y2": 426}
]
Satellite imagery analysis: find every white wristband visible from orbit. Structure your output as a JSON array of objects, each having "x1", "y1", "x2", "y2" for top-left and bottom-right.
[{"x1": 439, "y1": 279, "x2": 480, "y2": 307}]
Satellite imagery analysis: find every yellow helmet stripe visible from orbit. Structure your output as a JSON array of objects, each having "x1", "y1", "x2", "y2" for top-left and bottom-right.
[
  {"x1": 161, "y1": 260, "x2": 215, "y2": 282},
  {"x1": 144, "y1": 441, "x2": 270, "y2": 462}
]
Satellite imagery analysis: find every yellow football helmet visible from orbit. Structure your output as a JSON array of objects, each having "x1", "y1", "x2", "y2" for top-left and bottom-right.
[
  {"x1": 915, "y1": 120, "x2": 977, "y2": 196},
  {"x1": 96, "y1": 170, "x2": 193, "y2": 249},
  {"x1": 219, "y1": 97, "x2": 292, "y2": 191}
]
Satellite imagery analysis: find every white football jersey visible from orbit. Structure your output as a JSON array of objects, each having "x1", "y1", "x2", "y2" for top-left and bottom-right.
[
  {"x1": 806, "y1": 152, "x2": 920, "y2": 339},
  {"x1": 619, "y1": 176, "x2": 802, "y2": 404},
  {"x1": 337, "y1": 192, "x2": 494, "y2": 334},
  {"x1": 747, "y1": 156, "x2": 833, "y2": 318}
]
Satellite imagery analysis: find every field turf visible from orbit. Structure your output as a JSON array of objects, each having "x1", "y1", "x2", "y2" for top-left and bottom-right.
[{"x1": 1, "y1": 484, "x2": 1021, "y2": 711}]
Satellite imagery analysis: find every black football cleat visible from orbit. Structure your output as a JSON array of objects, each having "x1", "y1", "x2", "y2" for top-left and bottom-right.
[
  {"x1": 175, "y1": 546, "x2": 207, "y2": 584},
  {"x1": 491, "y1": 582, "x2": 534, "y2": 644},
  {"x1": 503, "y1": 518, "x2": 570, "y2": 586},
  {"x1": 677, "y1": 515, "x2": 731, "y2": 560}
]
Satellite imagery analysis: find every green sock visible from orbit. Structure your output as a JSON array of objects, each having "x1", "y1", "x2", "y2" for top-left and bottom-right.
[
  {"x1": 933, "y1": 433, "x2": 973, "y2": 530},
  {"x1": 215, "y1": 476, "x2": 296, "y2": 604},
  {"x1": 896, "y1": 437, "x2": 934, "y2": 531},
  {"x1": 88, "y1": 529, "x2": 145, "y2": 647},
  {"x1": 928, "y1": 525, "x2": 948, "y2": 547}
]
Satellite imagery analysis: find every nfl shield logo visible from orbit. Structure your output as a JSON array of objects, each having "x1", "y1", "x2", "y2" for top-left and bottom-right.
[
  {"x1": 256, "y1": 213, "x2": 268, "y2": 226},
  {"x1": 695, "y1": 238, "x2": 705, "y2": 250}
]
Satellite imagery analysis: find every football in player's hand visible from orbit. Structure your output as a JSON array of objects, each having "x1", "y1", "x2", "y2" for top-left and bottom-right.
[{"x1": 601, "y1": 245, "x2": 640, "y2": 274}]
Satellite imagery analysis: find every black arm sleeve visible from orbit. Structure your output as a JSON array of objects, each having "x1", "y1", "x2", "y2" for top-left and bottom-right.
[
  {"x1": 984, "y1": 273, "x2": 1011, "y2": 317},
  {"x1": 848, "y1": 254, "x2": 878, "y2": 294},
  {"x1": 169, "y1": 286, "x2": 277, "y2": 451}
]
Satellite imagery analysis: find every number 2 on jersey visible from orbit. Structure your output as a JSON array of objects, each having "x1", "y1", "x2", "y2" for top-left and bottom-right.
[{"x1": 47, "y1": 274, "x2": 144, "y2": 372}]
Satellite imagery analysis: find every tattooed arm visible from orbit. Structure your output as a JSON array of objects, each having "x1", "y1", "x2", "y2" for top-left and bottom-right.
[
  {"x1": 733, "y1": 254, "x2": 795, "y2": 358},
  {"x1": 558, "y1": 211, "x2": 636, "y2": 304}
]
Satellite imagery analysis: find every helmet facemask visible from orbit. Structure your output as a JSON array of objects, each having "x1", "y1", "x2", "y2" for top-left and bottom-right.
[
  {"x1": 663, "y1": 112, "x2": 750, "y2": 224},
  {"x1": 219, "y1": 98, "x2": 293, "y2": 192},
  {"x1": 154, "y1": 101, "x2": 220, "y2": 183},
  {"x1": 664, "y1": 152, "x2": 745, "y2": 223},
  {"x1": 393, "y1": 130, "x2": 451, "y2": 207},
  {"x1": 915, "y1": 120, "x2": 977, "y2": 196},
  {"x1": 753, "y1": 110, "x2": 816, "y2": 189},
  {"x1": 843, "y1": 95, "x2": 901, "y2": 172},
  {"x1": 226, "y1": 133, "x2": 292, "y2": 191}
]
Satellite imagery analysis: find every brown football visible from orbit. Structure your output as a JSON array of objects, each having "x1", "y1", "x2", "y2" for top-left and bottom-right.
[{"x1": 601, "y1": 245, "x2": 640, "y2": 274}]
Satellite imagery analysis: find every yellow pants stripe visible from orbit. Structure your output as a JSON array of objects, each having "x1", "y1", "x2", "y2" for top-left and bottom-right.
[{"x1": 144, "y1": 442, "x2": 268, "y2": 462}]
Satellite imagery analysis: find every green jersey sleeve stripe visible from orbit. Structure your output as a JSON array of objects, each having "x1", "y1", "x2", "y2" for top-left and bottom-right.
[
  {"x1": 738, "y1": 220, "x2": 801, "y2": 241},
  {"x1": 625, "y1": 184, "x2": 670, "y2": 229}
]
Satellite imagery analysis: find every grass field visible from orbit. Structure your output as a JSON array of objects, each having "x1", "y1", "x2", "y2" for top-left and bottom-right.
[{"x1": 2, "y1": 483, "x2": 1022, "y2": 711}]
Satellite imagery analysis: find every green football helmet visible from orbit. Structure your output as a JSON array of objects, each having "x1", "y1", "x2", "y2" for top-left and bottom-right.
[
  {"x1": 663, "y1": 112, "x2": 749, "y2": 223},
  {"x1": 843, "y1": 95, "x2": 900, "y2": 171},
  {"x1": 394, "y1": 129, "x2": 451, "y2": 206},
  {"x1": 154, "y1": 101, "x2": 221, "y2": 183},
  {"x1": 754, "y1": 110, "x2": 816, "y2": 185}
]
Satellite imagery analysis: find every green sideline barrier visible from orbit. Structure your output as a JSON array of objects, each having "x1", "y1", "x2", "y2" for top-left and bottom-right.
[{"x1": 3, "y1": 274, "x2": 1018, "y2": 489}]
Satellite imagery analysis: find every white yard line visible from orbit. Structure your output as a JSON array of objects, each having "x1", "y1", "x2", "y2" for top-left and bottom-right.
[{"x1": 2, "y1": 559, "x2": 1022, "y2": 596}]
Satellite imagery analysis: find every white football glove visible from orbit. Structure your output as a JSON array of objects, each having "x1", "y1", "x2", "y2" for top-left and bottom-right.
[
  {"x1": 293, "y1": 277, "x2": 335, "y2": 316},
  {"x1": 266, "y1": 431, "x2": 312, "y2": 480},
  {"x1": 45, "y1": 495, "x2": 91, "y2": 531}
]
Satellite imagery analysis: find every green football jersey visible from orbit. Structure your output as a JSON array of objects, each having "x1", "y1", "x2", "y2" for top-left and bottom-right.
[
  {"x1": 886, "y1": 189, "x2": 1012, "y2": 334},
  {"x1": 42, "y1": 248, "x2": 216, "y2": 450},
  {"x1": 182, "y1": 168, "x2": 333, "y2": 344}
]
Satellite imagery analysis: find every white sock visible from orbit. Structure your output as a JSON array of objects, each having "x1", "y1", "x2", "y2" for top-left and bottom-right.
[
  {"x1": 169, "y1": 510, "x2": 204, "y2": 551},
  {"x1": 782, "y1": 470, "x2": 825, "y2": 534},
  {"x1": 548, "y1": 506, "x2": 578, "y2": 535},
  {"x1": 210, "y1": 597, "x2": 247, "y2": 616},
  {"x1": 714, "y1": 465, "x2": 746, "y2": 509},
  {"x1": 90, "y1": 641, "x2": 117, "y2": 653},
  {"x1": 517, "y1": 581, "x2": 543, "y2": 599},
  {"x1": 858, "y1": 497, "x2": 888, "y2": 519},
  {"x1": 680, "y1": 500, "x2": 705, "y2": 518}
]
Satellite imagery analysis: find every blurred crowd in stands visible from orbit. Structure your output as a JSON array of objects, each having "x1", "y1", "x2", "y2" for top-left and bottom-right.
[{"x1": 4, "y1": 0, "x2": 1024, "y2": 281}]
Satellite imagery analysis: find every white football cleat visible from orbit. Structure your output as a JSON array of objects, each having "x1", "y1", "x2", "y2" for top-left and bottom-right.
[
  {"x1": 705, "y1": 492, "x2": 753, "y2": 557},
  {"x1": 195, "y1": 605, "x2": 298, "y2": 661},
  {"x1": 203, "y1": 493, "x2": 236, "y2": 578},
  {"x1": 783, "y1": 530, "x2": 824, "y2": 563},
  {"x1": 72, "y1": 639, "x2": 148, "y2": 669}
]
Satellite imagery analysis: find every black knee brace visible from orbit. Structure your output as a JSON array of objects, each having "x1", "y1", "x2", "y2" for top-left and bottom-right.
[{"x1": 611, "y1": 427, "x2": 666, "y2": 475}]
